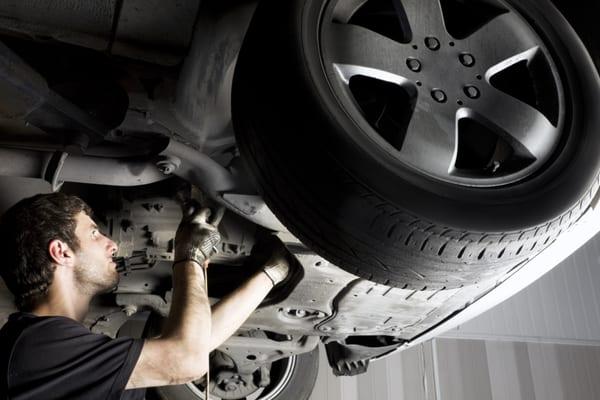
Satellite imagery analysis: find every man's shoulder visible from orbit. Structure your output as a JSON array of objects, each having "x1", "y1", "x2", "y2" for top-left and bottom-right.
[
  {"x1": 1, "y1": 314, "x2": 145, "y2": 399},
  {"x1": 2, "y1": 311, "x2": 88, "y2": 338},
  {"x1": 1, "y1": 312, "x2": 102, "y2": 360}
]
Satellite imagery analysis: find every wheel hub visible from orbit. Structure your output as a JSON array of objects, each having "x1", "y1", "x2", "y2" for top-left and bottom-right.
[{"x1": 320, "y1": 0, "x2": 565, "y2": 187}]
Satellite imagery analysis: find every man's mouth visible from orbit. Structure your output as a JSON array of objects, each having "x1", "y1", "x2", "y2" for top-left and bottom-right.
[{"x1": 112, "y1": 256, "x2": 126, "y2": 272}]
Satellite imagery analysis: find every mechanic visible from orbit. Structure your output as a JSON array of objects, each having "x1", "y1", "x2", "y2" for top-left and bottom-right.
[{"x1": 0, "y1": 192, "x2": 290, "y2": 399}]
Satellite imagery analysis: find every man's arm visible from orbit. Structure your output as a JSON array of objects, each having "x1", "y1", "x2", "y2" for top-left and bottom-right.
[
  {"x1": 126, "y1": 206, "x2": 218, "y2": 389},
  {"x1": 209, "y1": 238, "x2": 291, "y2": 350},
  {"x1": 126, "y1": 260, "x2": 211, "y2": 388},
  {"x1": 209, "y1": 270, "x2": 273, "y2": 350}
]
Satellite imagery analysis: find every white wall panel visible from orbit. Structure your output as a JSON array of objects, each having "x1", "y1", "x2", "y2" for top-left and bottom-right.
[
  {"x1": 311, "y1": 339, "x2": 600, "y2": 400},
  {"x1": 444, "y1": 233, "x2": 600, "y2": 344},
  {"x1": 435, "y1": 339, "x2": 493, "y2": 400},
  {"x1": 310, "y1": 342, "x2": 436, "y2": 400},
  {"x1": 485, "y1": 341, "x2": 535, "y2": 400}
]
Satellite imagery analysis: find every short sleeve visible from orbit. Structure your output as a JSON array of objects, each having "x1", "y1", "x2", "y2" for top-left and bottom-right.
[{"x1": 7, "y1": 316, "x2": 144, "y2": 400}]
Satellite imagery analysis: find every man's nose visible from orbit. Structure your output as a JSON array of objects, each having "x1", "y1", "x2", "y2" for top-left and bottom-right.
[{"x1": 107, "y1": 237, "x2": 118, "y2": 255}]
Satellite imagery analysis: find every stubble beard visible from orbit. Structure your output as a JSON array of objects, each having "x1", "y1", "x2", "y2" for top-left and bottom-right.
[{"x1": 73, "y1": 259, "x2": 120, "y2": 296}]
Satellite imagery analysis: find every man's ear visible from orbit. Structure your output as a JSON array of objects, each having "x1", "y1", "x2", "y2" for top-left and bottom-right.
[{"x1": 48, "y1": 239, "x2": 75, "y2": 266}]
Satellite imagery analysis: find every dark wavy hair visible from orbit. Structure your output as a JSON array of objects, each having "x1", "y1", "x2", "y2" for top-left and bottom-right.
[{"x1": 0, "y1": 193, "x2": 92, "y2": 311}]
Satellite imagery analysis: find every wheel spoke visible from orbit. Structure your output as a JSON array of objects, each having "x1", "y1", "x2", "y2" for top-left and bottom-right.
[
  {"x1": 398, "y1": 99, "x2": 457, "y2": 176},
  {"x1": 322, "y1": 22, "x2": 411, "y2": 80},
  {"x1": 462, "y1": 12, "x2": 540, "y2": 71},
  {"x1": 468, "y1": 88, "x2": 557, "y2": 160},
  {"x1": 400, "y1": 0, "x2": 447, "y2": 38}
]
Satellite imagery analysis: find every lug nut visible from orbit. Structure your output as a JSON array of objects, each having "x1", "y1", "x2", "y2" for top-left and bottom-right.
[
  {"x1": 459, "y1": 53, "x2": 476, "y2": 67},
  {"x1": 406, "y1": 57, "x2": 422, "y2": 72},
  {"x1": 156, "y1": 157, "x2": 181, "y2": 175},
  {"x1": 431, "y1": 89, "x2": 447, "y2": 103},
  {"x1": 425, "y1": 36, "x2": 441, "y2": 50},
  {"x1": 464, "y1": 85, "x2": 480, "y2": 99},
  {"x1": 225, "y1": 383, "x2": 238, "y2": 392}
]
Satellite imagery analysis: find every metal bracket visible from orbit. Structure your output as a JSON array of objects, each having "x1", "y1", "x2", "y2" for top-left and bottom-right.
[
  {"x1": 218, "y1": 334, "x2": 320, "y2": 375},
  {"x1": 43, "y1": 151, "x2": 68, "y2": 192}
]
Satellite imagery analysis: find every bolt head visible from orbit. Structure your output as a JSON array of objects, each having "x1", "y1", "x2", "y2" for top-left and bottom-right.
[
  {"x1": 425, "y1": 36, "x2": 441, "y2": 50},
  {"x1": 431, "y1": 89, "x2": 447, "y2": 103},
  {"x1": 459, "y1": 53, "x2": 476, "y2": 67},
  {"x1": 406, "y1": 57, "x2": 422, "y2": 72},
  {"x1": 464, "y1": 85, "x2": 481, "y2": 99},
  {"x1": 225, "y1": 383, "x2": 238, "y2": 392},
  {"x1": 156, "y1": 161, "x2": 175, "y2": 175}
]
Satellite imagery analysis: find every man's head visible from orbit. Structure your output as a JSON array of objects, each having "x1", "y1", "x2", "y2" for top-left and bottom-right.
[{"x1": 0, "y1": 193, "x2": 119, "y2": 311}]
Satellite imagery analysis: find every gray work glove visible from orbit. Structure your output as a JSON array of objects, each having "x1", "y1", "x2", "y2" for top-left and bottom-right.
[
  {"x1": 260, "y1": 236, "x2": 291, "y2": 286},
  {"x1": 174, "y1": 205, "x2": 221, "y2": 268}
]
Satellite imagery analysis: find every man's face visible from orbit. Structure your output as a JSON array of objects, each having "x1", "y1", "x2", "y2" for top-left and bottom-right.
[{"x1": 72, "y1": 212, "x2": 120, "y2": 295}]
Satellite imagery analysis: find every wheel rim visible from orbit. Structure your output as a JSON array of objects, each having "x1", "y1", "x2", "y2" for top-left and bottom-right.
[
  {"x1": 320, "y1": 0, "x2": 566, "y2": 187},
  {"x1": 185, "y1": 355, "x2": 297, "y2": 400}
]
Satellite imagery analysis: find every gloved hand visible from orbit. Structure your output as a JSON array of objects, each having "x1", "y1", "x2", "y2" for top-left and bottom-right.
[
  {"x1": 174, "y1": 205, "x2": 221, "y2": 268},
  {"x1": 260, "y1": 236, "x2": 291, "y2": 286}
]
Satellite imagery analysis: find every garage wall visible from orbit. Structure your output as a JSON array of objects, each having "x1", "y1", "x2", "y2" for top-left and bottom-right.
[
  {"x1": 443, "y1": 232, "x2": 600, "y2": 344},
  {"x1": 309, "y1": 342, "x2": 436, "y2": 400},
  {"x1": 310, "y1": 339, "x2": 600, "y2": 400}
]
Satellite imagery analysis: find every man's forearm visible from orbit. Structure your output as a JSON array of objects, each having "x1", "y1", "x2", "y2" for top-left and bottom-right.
[
  {"x1": 163, "y1": 261, "x2": 212, "y2": 353},
  {"x1": 210, "y1": 270, "x2": 273, "y2": 350}
]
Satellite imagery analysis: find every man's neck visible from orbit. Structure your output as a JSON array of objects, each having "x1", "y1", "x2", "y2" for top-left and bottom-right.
[
  {"x1": 30, "y1": 272, "x2": 93, "y2": 322},
  {"x1": 30, "y1": 299, "x2": 90, "y2": 322}
]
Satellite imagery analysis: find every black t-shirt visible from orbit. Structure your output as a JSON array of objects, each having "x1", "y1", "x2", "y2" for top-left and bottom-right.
[{"x1": 0, "y1": 312, "x2": 145, "y2": 400}]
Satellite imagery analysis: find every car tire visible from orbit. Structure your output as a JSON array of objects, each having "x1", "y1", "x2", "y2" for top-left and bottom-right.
[
  {"x1": 233, "y1": 0, "x2": 600, "y2": 288},
  {"x1": 153, "y1": 348, "x2": 319, "y2": 400}
]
